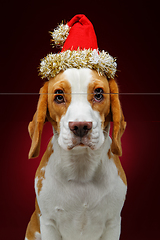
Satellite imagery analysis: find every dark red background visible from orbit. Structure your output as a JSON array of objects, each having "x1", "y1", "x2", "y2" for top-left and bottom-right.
[{"x1": 1, "y1": 1, "x2": 160, "y2": 239}]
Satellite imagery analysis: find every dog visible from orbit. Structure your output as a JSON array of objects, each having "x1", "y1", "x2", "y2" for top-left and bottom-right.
[{"x1": 25, "y1": 68, "x2": 127, "y2": 240}]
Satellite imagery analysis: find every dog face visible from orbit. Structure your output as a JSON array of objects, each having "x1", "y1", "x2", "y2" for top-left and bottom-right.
[
  {"x1": 48, "y1": 69, "x2": 110, "y2": 151},
  {"x1": 28, "y1": 68, "x2": 126, "y2": 158}
]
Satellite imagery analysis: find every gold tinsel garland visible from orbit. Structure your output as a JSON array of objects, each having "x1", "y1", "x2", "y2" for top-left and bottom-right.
[
  {"x1": 50, "y1": 23, "x2": 70, "y2": 48},
  {"x1": 39, "y1": 49, "x2": 117, "y2": 80}
]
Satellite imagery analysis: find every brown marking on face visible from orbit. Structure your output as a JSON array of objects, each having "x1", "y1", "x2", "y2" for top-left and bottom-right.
[
  {"x1": 47, "y1": 72, "x2": 71, "y2": 132},
  {"x1": 35, "y1": 140, "x2": 53, "y2": 195},
  {"x1": 107, "y1": 149, "x2": 127, "y2": 186},
  {"x1": 25, "y1": 199, "x2": 41, "y2": 239},
  {"x1": 87, "y1": 71, "x2": 110, "y2": 129}
]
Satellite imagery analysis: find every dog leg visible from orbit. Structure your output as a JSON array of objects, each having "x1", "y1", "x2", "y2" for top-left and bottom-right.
[
  {"x1": 100, "y1": 216, "x2": 121, "y2": 240},
  {"x1": 40, "y1": 217, "x2": 62, "y2": 240}
]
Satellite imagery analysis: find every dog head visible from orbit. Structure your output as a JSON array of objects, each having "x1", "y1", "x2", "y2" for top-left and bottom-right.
[{"x1": 28, "y1": 68, "x2": 126, "y2": 159}]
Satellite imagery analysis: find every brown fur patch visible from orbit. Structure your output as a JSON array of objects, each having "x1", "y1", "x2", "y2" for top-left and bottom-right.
[
  {"x1": 47, "y1": 73, "x2": 71, "y2": 132},
  {"x1": 25, "y1": 199, "x2": 41, "y2": 239},
  {"x1": 35, "y1": 140, "x2": 53, "y2": 195},
  {"x1": 108, "y1": 149, "x2": 127, "y2": 186},
  {"x1": 109, "y1": 78, "x2": 126, "y2": 156},
  {"x1": 28, "y1": 82, "x2": 48, "y2": 159},
  {"x1": 87, "y1": 71, "x2": 110, "y2": 129}
]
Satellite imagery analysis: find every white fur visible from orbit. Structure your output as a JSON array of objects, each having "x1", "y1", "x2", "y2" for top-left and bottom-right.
[
  {"x1": 35, "y1": 69, "x2": 127, "y2": 240},
  {"x1": 58, "y1": 68, "x2": 104, "y2": 151}
]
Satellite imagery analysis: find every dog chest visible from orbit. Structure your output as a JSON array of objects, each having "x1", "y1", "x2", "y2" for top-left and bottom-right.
[
  {"x1": 36, "y1": 157, "x2": 126, "y2": 240},
  {"x1": 39, "y1": 180, "x2": 107, "y2": 240}
]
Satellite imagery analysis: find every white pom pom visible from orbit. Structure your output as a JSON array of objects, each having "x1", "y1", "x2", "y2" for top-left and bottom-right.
[{"x1": 50, "y1": 23, "x2": 70, "y2": 48}]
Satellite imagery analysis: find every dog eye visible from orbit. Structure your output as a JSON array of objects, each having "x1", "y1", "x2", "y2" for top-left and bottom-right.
[
  {"x1": 94, "y1": 88, "x2": 104, "y2": 102},
  {"x1": 54, "y1": 90, "x2": 64, "y2": 103}
]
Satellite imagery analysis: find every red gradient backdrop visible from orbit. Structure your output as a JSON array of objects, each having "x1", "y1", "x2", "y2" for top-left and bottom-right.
[{"x1": 1, "y1": 1, "x2": 160, "y2": 239}]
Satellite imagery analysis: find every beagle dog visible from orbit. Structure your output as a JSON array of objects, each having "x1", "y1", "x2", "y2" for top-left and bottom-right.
[{"x1": 25, "y1": 68, "x2": 127, "y2": 240}]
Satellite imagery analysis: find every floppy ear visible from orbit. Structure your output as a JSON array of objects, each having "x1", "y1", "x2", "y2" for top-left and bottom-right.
[
  {"x1": 109, "y1": 79, "x2": 126, "y2": 156},
  {"x1": 28, "y1": 82, "x2": 48, "y2": 159}
]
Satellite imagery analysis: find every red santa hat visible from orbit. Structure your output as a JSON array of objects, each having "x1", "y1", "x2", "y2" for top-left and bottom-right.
[
  {"x1": 39, "y1": 14, "x2": 117, "y2": 79},
  {"x1": 62, "y1": 14, "x2": 98, "y2": 51}
]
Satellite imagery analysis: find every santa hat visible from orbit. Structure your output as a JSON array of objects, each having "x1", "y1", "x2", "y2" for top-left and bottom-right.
[{"x1": 39, "y1": 14, "x2": 117, "y2": 79}]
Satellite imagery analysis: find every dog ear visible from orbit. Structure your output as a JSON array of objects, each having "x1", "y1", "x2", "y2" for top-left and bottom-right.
[
  {"x1": 109, "y1": 79, "x2": 126, "y2": 156},
  {"x1": 28, "y1": 82, "x2": 48, "y2": 159}
]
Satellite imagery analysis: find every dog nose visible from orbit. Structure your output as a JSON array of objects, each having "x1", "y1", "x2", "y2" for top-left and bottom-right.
[{"x1": 69, "y1": 122, "x2": 92, "y2": 137}]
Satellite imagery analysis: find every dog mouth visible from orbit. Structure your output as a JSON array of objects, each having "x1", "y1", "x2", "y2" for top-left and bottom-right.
[{"x1": 67, "y1": 136, "x2": 94, "y2": 150}]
